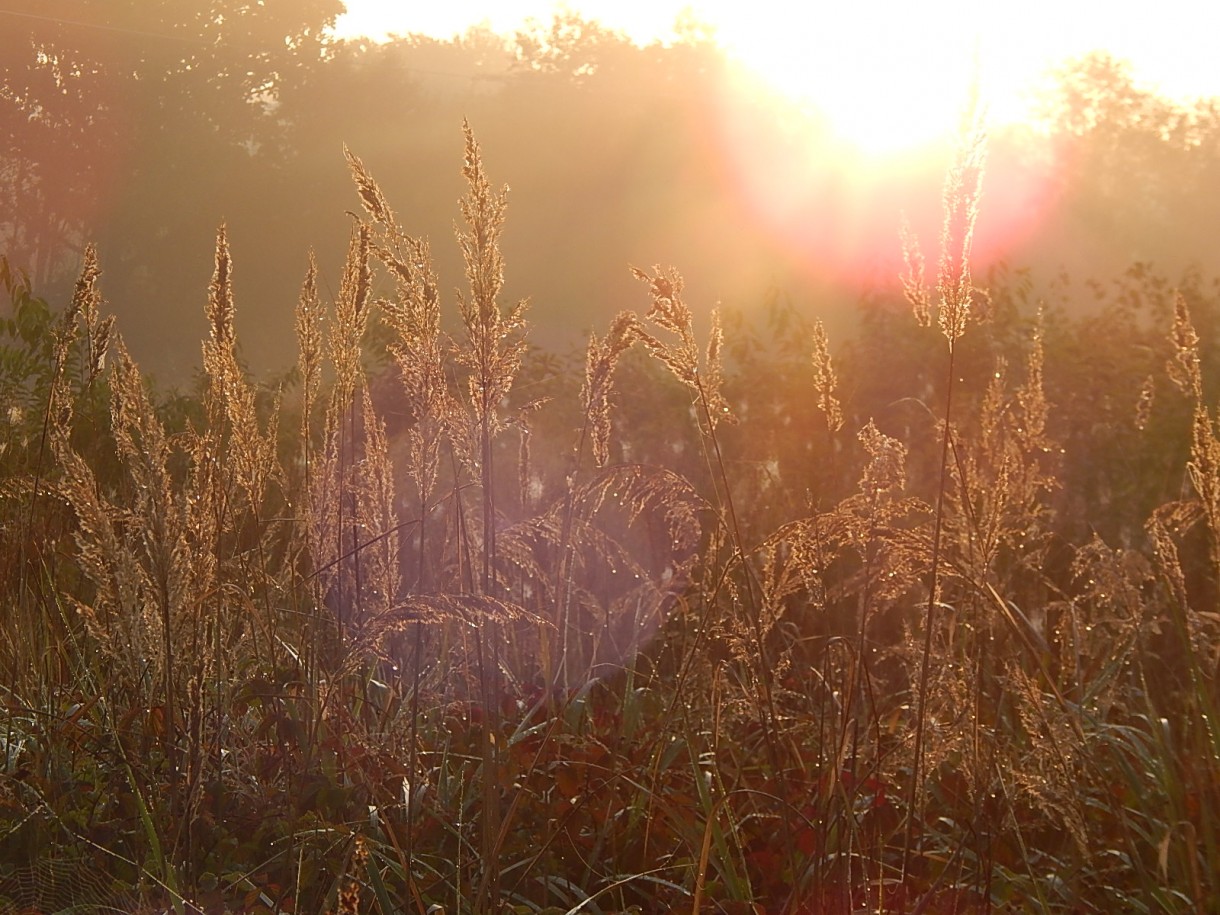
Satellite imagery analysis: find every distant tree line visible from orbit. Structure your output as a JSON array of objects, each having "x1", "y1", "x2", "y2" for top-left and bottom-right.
[{"x1": 3, "y1": 3, "x2": 1220, "y2": 382}]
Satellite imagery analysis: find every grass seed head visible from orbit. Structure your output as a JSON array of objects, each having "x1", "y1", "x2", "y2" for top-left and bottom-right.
[
  {"x1": 936, "y1": 120, "x2": 987, "y2": 342},
  {"x1": 1169, "y1": 292, "x2": 1203, "y2": 398},
  {"x1": 811, "y1": 319, "x2": 843, "y2": 433}
]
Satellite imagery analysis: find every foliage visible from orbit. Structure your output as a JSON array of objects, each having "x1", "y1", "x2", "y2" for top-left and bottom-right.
[
  {"x1": 2, "y1": 121, "x2": 1220, "y2": 915},
  {"x1": 14, "y1": 12, "x2": 1220, "y2": 394},
  {"x1": 0, "y1": 0, "x2": 342, "y2": 289}
]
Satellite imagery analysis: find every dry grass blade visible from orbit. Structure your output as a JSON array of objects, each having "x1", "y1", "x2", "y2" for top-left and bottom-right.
[
  {"x1": 1169, "y1": 292, "x2": 1203, "y2": 398},
  {"x1": 811, "y1": 319, "x2": 843, "y2": 433},
  {"x1": 900, "y1": 214, "x2": 932, "y2": 327},
  {"x1": 630, "y1": 265, "x2": 732, "y2": 428},
  {"x1": 202, "y1": 227, "x2": 279, "y2": 506},
  {"x1": 310, "y1": 387, "x2": 401, "y2": 639},
  {"x1": 72, "y1": 243, "x2": 113, "y2": 384},
  {"x1": 630, "y1": 266, "x2": 698, "y2": 385},
  {"x1": 205, "y1": 225, "x2": 236, "y2": 352},
  {"x1": 456, "y1": 119, "x2": 528, "y2": 443},
  {"x1": 333, "y1": 220, "x2": 374, "y2": 402},
  {"x1": 352, "y1": 385, "x2": 400, "y2": 624},
  {"x1": 297, "y1": 249, "x2": 324, "y2": 422},
  {"x1": 582, "y1": 311, "x2": 640, "y2": 468},
  {"x1": 345, "y1": 143, "x2": 397, "y2": 230},
  {"x1": 902, "y1": 113, "x2": 989, "y2": 885},
  {"x1": 936, "y1": 118, "x2": 987, "y2": 342}
]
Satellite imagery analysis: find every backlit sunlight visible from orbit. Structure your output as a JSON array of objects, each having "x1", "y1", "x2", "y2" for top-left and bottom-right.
[
  {"x1": 335, "y1": 0, "x2": 1220, "y2": 162},
  {"x1": 714, "y1": 5, "x2": 988, "y2": 161}
]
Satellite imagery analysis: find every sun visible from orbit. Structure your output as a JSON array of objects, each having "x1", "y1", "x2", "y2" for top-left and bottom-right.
[
  {"x1": 712, "y1": 3, "x2": 997, "y2": 161},
  {"x1": 696, "y1": 2, "x2": 1061, "y2": 293}
]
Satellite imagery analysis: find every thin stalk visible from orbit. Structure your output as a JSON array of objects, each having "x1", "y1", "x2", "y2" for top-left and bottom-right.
[
  {"x1": 693, "y1": 382, "x2": 786, "y2": 780},
  {"x1": 473, "y1": 406, "x2": 503, "y2": 914},
  {"x1": 902, "y1": 337, "x2": 959, "y2": 883},
  {"x1": 405, "y1": 495, "x2": 428, "y2": 893}
]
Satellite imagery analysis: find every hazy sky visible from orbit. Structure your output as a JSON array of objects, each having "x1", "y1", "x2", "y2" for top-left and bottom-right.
[{"x1": 334, "y1": 1, "x2": 1220, "y2": 137}]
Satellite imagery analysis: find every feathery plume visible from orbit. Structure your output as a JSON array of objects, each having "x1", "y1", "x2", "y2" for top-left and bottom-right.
[
  {"x1": 811, "y1": 319, "x2": 843, "y2": 433},
  {"x1": 936, "y1": 119, "x2": 987, "y2": 342},
  {"x1": 582, "y1": 311, "x2": 639, "y2": 467}
]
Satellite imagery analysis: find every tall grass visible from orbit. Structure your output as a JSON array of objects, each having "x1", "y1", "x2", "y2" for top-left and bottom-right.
[{"x1": 0, "y1": 122, "x2": 1217, "y2": 914}]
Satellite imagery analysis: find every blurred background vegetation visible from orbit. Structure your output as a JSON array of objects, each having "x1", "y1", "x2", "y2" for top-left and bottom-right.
[{"x1": 4, "y1": 1, "x2": 1220, "y2": 383}]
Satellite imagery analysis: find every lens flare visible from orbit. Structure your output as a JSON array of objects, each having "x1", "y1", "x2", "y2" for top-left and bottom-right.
[{"x1": 708, "y1": 71, "x2": 1061, "y2": 293}]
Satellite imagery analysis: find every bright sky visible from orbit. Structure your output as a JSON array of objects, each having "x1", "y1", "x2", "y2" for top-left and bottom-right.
[
  {"x1": 334, "y1": 0, "x2": 1220, "y2": 157},
  {"x1": 332, "y1": 0, "x2": 1219, "y2": 289}
]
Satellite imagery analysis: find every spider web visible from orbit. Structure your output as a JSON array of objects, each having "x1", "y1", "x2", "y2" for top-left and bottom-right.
[{"x1": 0, "y1": 857, "x2": 139, "y2": 915}]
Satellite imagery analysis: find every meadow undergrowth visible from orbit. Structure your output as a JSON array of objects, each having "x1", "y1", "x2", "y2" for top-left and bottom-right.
[{"x1": 0, "y1": 122, "x2": 1217, "y2": 915}]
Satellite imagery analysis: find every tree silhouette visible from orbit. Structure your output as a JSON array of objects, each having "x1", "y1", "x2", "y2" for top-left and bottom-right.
[
  {"x1": 0, "y1": 0, "x2": 342, "y2": 289},
  {"x1": 1028, "y1": 51, "x2": 1220, "y2": 275}
]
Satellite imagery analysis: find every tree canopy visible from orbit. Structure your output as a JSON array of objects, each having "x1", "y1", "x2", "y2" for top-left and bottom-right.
[
  {"x1": 1, "y1": 0, "x2": 341, "y2": 282},
  {"x1": 3, "y1": 16, "x2": 1220, "y2": 382}
]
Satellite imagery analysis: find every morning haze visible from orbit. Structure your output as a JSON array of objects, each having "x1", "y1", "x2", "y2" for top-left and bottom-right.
[{"x1": 5, "y1": 5, "x2": 1220, "y2": 384}]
